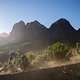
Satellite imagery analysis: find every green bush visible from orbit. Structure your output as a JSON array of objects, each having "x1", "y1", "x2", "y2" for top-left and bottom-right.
[
  {"x1": 0, "y1": 62, "x2": 3, "y2": 67},
  {"x1": 26, "y1": 51, "x2": 37, "y2": 62},
  {"x1": 24, "y1": 42, "x2": 71, "y2": 66},
  {"x1": 31, "y1": 55, "x2": 42, "y2": 65},
  {"x1": 27, "y1": 51, "x2": 49, "y2": 66},
  {"x1": 40, "y1": 50, "x2": 51, "y2": 60},
  {"x1": 76, "y1": 43, "x2": 80, "y2": 54},
  {"x1": 48, "y1": 42, "x2": 70, "y2": 59}
]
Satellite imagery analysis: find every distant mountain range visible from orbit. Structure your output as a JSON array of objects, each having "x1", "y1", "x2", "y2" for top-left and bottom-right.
[
  {"x1": 0, "y1": 32, "x2": 8, "y2": 37},
  {"x1": 0, "y1": 18, "x2": 80, "y2": 50}
]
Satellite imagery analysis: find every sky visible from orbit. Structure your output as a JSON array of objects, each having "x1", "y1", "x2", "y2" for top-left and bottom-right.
[{"x1": 0, "y1": 0, "x2": 80, "y2": 33}]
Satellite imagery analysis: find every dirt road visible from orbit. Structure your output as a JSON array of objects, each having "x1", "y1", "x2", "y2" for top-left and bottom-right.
[{"x1": 0, "y1": 63, "x2": 80, "y2": 80}]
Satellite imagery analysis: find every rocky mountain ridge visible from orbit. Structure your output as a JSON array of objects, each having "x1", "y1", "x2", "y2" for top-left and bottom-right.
[{"x1": 0, "y1": 18, "x2": 80, "y2": 50}]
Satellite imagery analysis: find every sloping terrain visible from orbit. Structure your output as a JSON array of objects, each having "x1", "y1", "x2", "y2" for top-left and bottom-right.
[{"x1": 0, "y1": 63, "x2": 80, "y2": 80}]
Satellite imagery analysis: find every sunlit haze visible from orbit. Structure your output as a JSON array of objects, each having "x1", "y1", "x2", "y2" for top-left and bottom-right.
[{"x1": 0, "y1": 0, "x2": 80, "y2": 33}]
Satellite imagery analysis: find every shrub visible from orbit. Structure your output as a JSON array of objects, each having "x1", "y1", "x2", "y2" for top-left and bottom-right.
[
  {"x1": 31, "y1": 55, "x2": 42, "y2": 65},
  {"x1": 41, "y1": 50, "x2": 51, "y2": 60},
  {"x1": 26, "y1": 51, "x2": 37, "y2": 62},
  {"x1": 76, "y1": 43, "x2": 80, "y2": 54},
  {"x1": 0, "y1": 62, "x2": 3, "y2": 67},
  {"x1": 48, "y1": 42, "x2": 70, "y2": 59}
]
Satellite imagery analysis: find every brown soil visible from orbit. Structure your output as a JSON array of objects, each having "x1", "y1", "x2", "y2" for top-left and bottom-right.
[{"x1": 0, "y1": 63, "x2": 80, "y2": 80}]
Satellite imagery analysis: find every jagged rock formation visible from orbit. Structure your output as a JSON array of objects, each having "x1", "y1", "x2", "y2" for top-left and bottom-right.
[
  {"x1": 0, "y1": 18, "x2": 80, "y2": 49},
  {"x1": 9, "y1": 20, "x2": 49, "y2": 50},
  {"x1": 9, "y1": 21, "x2": 26, "y2": 42}
]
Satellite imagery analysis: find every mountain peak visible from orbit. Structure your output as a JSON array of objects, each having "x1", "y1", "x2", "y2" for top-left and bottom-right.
[
  {"x1": 49, "y1": 18, "x2": 77, "y2": 43},
  {"x1": 50, "y1": 18, "x2": 74, "y2": 29},
  {"x1": 58, "y1": 18, "x2": 68, "y2": 21},
  {"x1": 18, "y1": 20, "x2": 25, "y2": 25},
  {"x1": 1, "y1": 19, "x2": 80, "y2": 48},
  {"x1": 55, "y1": 18, "x2": 70, "y2": 25},
  {"x1": 26, "y1": 20, "x2": 46, "y2": 29},
  {"x1": 33, "y1": 20, "x2": 39, "y2": 23},
  {"x1": 10, "y1": 20, "x2": 26, "y2": 41},
  {"x1": 30, "y1": 20, "x2": 41, "y2": 25},
  {"x1": 12, "y1": 20, "x2": 25, "y2": 30},
  {"x1": 26, "y1": 20, "x2": 40, "y2": 26},
  {"x1": 0, "y1": 32, "x2": 8, "y2": 37}
]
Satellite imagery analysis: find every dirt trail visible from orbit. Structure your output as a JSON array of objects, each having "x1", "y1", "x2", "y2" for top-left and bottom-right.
[{"x1": 0, "y1": 62, "x2": 80, "y2": 80}]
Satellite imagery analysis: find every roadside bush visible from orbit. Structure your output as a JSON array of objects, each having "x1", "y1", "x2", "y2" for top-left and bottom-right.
[
  {"x1": 48, "y1": 42, "x2": 70, "y2": 59},
  {"x1": 41, "y1": 50, "x2": 51, "y2": 60},
  {"x1": 0, "y1": 62, "x2": 3, "y2": 67},
  {"x1": 31, "y1": 55, "x2": 42, "y2": 65},
  {"x1": 76, "y1": 43, "x2": 80, "y2": 54},
  {"x1": 26, "y1": 51, "x2": 37, "y2": 62}
]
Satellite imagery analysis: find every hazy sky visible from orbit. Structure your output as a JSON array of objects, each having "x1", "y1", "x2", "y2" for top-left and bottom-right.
[{"x1": 0, "y1": 0, "x2": 80, "y2": 33}]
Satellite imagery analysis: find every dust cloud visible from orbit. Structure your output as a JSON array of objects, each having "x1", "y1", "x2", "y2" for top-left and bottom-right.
[{"x1": 38, "y1": 54, "x2": 80, "y2": 69}]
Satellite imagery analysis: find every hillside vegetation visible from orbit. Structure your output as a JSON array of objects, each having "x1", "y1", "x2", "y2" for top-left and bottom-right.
[{"x1": 0, "y1": 42, "x2": 80, "y2": 74}]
